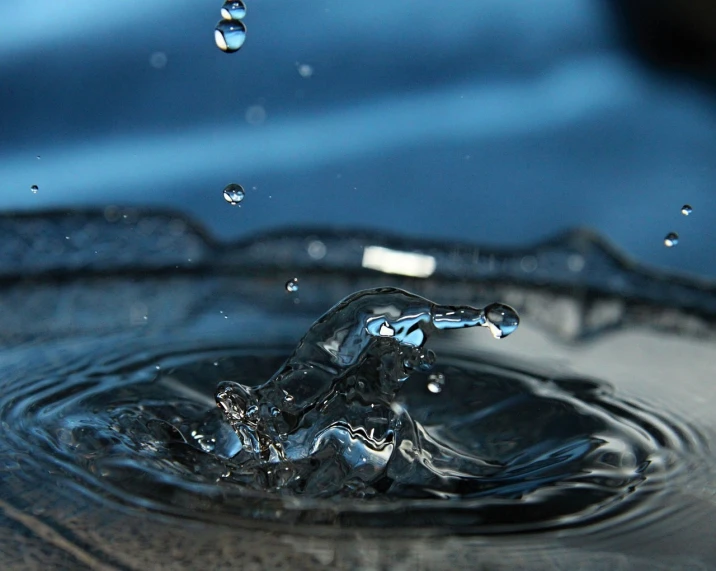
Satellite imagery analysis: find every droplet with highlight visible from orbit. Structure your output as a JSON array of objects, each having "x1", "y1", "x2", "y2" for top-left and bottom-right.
[
  {"x1": 664, "y1": 233, "x2": 679, "y2": 248},
  {"x1": 681, "y1": 205, "x2": 692, "y2": 216},
  {"x1": 427, "y1": 373, "x2": 445, "y2": 394},
  {"x1": 215, "y1": 20, "x2": 246, "y2": 53},
  {"x1": 221, "y1": 0, "x2": 246, "y2": 20},
  {"x1": 484, "y1": 303, "x2": 520, "y2": 339},
  {"x1": 223, "y1": 184, "x2": 245, "y2": 205},
  {"x1": 285, "y1": 278, "x2": 299, "y2": 293},
  {"x1": 30, "y1": 185, "x2": 38, "y2": 194}
]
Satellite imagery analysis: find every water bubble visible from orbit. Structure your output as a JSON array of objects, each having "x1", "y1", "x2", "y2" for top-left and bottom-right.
[
  {"x1": 30, "y1": 185, "x2": 38, "y2": 194},
  {"x1": 664, "y1": 232, "x2": 679, "y2": 248},
  {"x1": 681, "y1": 204, "x2": 692, "y2": 216},
  {"x1": 427, "y1": 373, "x2": 446, "y2": 394},
  {"x1": 223, "y1": 183, "x2": 245, "y2": 205},
  {"x1": 221, "y1": 0, "x2": 246, "y2": 20},
  {"x1": 307, "y1": 240, "x2": 327, "y2": 260},
  {"x1": 215, "y1": 20, "x2": 246, "y2": 53},
  {"x1": 484, "y1": 303, "x2": 520, "y2": 339},
  {"x1": 285, "y1": 278, "x2": 299, "y2": 293}
]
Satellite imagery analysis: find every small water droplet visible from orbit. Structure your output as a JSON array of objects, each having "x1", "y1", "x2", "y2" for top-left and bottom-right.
[
  {"x1": 427, "y1": 373, "x2": 446, "y2": 394},
  {"x1": 215, "y1": 20, "x2": 246, "y2": 53},
  {"x1": 484, "y1": 303, "x2": 520, "y2": 339},
  {"x1": 149, "y1": 51, "x2": 168, "y2": 69},
  {"x1": 285, "y1": 278, "x2": 299, "y2": 293},
  {"x1": 664, "y1": 232, "x2": 679, "y2": 248},
  {"x1": 36, "y1": 155, "x2": 41, "y2": 160},
  {"x1": 681, "y1": 205, "x2": 692, "y2": 216},
  {"x1": 245, "y1": 105, "x2": 266, "y2": 125},
  {"x1": 30, "y1": 185, "x2": 38, "y2": 193},
  {"x1": 221, "y1": 0, "x2": 246, "y2": 20},
  {"x1": 223, "y1": 183, "x2": 245, "y2": 205},
  {"x1": 307, "y1": 240, "x2": 327, "y2": 260},
  {"x1": 297, "y1": 63, "x2": 314, "y2": 78}
]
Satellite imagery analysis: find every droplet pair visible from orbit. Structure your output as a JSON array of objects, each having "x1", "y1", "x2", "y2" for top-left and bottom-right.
[{"x1": 215, "y1": 1, "x2": 247, "y2": 53}]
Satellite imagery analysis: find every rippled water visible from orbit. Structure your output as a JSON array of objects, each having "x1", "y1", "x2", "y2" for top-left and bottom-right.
[{"x1": 0, "y1": 210, "x2": 715, "y2": 569}]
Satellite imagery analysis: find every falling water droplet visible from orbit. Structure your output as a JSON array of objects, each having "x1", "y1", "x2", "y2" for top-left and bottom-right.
[
  {"x1": 427, "y1": 373, "x2": 445, "y2": 394},
  {"x1": 30, "y1": 185, "x2": 38, "y2": 193},
  {"x1": 285, "y1": 278, "x2": 299, "y2": 293},
  {"x1": 221, "y1": 0, "x2": 246, "y2": 20},
  {"x1": 223, "y1": 183, "x2": 245, "y2": 205},
  {"x1": 297, "y1": 64, "x2": 314, "y2": 78},
  {"x1": 484, "y1": 303, "x2": 520, "y2": 339},
  {"x1": 664, "y1": 232, "x2": 679, "y2": 248},
  {"x1": 681, "y1": 205, "x2": 692, "y2": 216},
  {"x1": 215, "y1": 20, "x2": 246, "y2": 53}
]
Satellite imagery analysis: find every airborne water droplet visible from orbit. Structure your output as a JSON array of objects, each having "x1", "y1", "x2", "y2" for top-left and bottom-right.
[
  {"x1": 30, "y1": 185, "x2": 39, "y2": 193},
  {"x1": 427, "y1": 373, "x2": 445, "y2": 394},
  {"x1": 221, "y1": 0, "x2": 246, "y2": 20},
  {"x1": 215, "y1": 20, "x2": 246, "y2": 53},
  {"x1": 285, "y1": 278, "x2": 299, "y2": 293},
  {"x1": 664, "y1": 232, "x2": 679, "y2": 248},
  {"x1": 223, "y1": 183, "x2": 245, "y2": 205},
  {"x1": 681, "y1": 205, "x2": 692, "y2": 216},
  {"x1": 484, "y1": 303, "x2": 520, "y2": 339}
]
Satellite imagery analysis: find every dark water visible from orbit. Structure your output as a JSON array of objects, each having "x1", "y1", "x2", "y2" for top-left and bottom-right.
[{"x1": 0, "y1": 210, "x2": 715, "y2": 569}]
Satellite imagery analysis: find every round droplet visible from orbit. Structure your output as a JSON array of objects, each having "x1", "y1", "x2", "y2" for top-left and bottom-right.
[
  {"x1": 285, "y1": 278, "x2": 299, "y2": 293},
  {"x1": 223, "y1": 183, "x2": 245, "y2": 205},
  {"x1": 221, "y1": 0, "x2": 246, "y2": 20},
  {"x1": 427, "y1": 373, "x2": 445, "y2": 394},
  {"x1": 681, "y1": 204, "x2": 692, "y2": 216},
  {"x1": 215, "y1": 20, "x2": 246, "y2": 53},
  {"x1": 664, "y1": 232, "x2": 679, "y2": 248},
  {"x1": 484, "y1": 303, "x2": 520, "y2": 339},
  {"x1": 30, "y1": 185, "x2": 38, "y2": 193},
  {"x1": 297, "y1": 63, "x2": 314, "y2": 78}
]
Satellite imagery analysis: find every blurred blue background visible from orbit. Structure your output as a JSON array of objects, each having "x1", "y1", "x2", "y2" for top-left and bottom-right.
[{"x1": 1, "y1": 0, "x2": 714, "y2": 278}]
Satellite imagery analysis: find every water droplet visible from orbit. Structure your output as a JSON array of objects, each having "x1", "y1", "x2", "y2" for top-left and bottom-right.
[
  {"x1": 427, "y1": 373, "x2": 446, "y2": 394},
  {"x1": 223, "y1": 183, "x2": 245, "y2": 205},
  {"x1": 215, "y1": 20, "x2": 246, "y2": 53},
  {"x1": 245, "y1": 105, "x2": 266, "y2": 125},
  {"x1": 36, "y1": 155, "x2": 41, "y2": 160},
  {"x1": 484, "y1": 303, "x2": 520, "y2": 339},
  {"x1": 664, "y1": 232, "x2": 679, "y2": 248},
  {"x1": 681, "y1": 205, "x2": 692, "y2": 216},
  {"x1": 30, "y1": 185, "x2": 38, "y2": 193},
  {"x1": 221, "y1": 0, "x2": 246, "y2": 20},
  {"x1": 149, "y1": 51, "x2": 168, "y2": 69},
  {"x1": 285, "y1": 278, "x2": 299, "y2": 293},
  {"x1": 297, "y1": 63, "x2": 314, "y2": 78},
  {"x1": 307, "y1": 240, "x2": 327, "y2": 260}
]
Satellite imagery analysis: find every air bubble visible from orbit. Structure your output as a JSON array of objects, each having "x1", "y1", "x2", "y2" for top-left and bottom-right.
[
  {"x1": 223, "y1": 183, "x2": 245, "y2": 205},
  {"x1": 215, "y1": 20, "x2": 246, "y2": 53},
  {"x1": 681, "y1": 205, "x2": 692, "y2": 216},
  {"x1": 221, "y1": 0, "x2": 246, "y2": 20},
  {"x1": 31, "y1": 185, "x2": 38, "y2": 193},
  {"x1": 664, "y1": 232, "x2": 679, "y2": 248},
  {"x1": 484, "y1": 303, "x2": 520, "y2": 339},
  {"x1": 285, "y1": 278, "x2": 299, "y2": 293}
]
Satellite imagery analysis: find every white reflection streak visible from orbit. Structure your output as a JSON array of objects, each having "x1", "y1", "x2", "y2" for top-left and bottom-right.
[{"x1": 362, "y1": 246, "x2": 436, "y2": 278}]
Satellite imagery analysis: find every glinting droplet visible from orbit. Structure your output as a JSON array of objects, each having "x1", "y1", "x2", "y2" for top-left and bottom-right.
[
  {"x1": 664, "y1": 232, "x2": 679, "y2": 248},
  {"x1": 427, "y1": 373, "x2": 445, "y2": 394},
  {"x1": 223, "y1": 183, "x2": 245, "y2": 205},
  {"x1": 484, "y1": 303, "x2": 520, "y2": 339},
  {"x1": 681, "y1": 205, "x2": 692, "y2": 216},
  {"x1": 215, "y1": 20, "x2": 246, "y2": 53},
  {"x1": 30, "y1": 185, "x2": 39, "y2": 193},
  {"x1": 285, "y1": 278, "x2": 299, "y2": 293},
  {"x1": 221, "y1": 0, "x2": 247, "y2": 20}
]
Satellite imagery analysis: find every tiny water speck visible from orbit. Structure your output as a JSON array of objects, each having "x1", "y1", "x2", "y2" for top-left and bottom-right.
[
  {"x1": 223, "y1": 184, "x2": 245, "y2": 205},
  {"x1": 285, "y1": 278, "x2": 299, "y2": 293},
  {"x1": 149, "y1": 52, "x2": 168, "y2": 69},
  {"x1": 681, "y1": 205, "x2": 692, "y2": 216},
  {"x1": 664, "y1": 232, "x2": 679, "y2": 248},
  {"x1": 215, "y1": 20, "x2": 246, "y2": 53},
  {"x1": 30, "y1": 185, "x2": 38, "y2": 193},
  {"x1": 221, "y1": 0, "x2": 246, "y2": 20}
]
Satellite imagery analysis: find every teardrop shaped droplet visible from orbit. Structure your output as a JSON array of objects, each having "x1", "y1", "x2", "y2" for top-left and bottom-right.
[
  {"x1": 223, "y1": 183, "x2": 245, "y2": 205},
  {"x1": 664, "y1": 232, "x2": 679, "y2": 248},
  {"x1": 483, "y1": 303, "x2": 520, "y2": 339},
  {"x1": 221, "y1": 0, "x2": 247, "y2": 20},
  {"x1": 215, "y1": 20, "x2": 246, "y2": 53}
]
